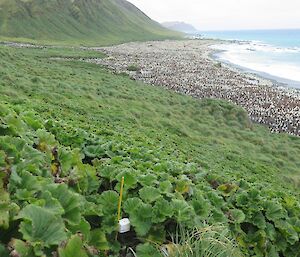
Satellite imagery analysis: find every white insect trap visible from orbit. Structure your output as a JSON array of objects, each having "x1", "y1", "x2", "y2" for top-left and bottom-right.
[
  {"x1": 119, "y1": 218, "x2": 131, "y2": 233},
  {"x1": 116, "y1": 177, "x2": 130, "y2": 235}
]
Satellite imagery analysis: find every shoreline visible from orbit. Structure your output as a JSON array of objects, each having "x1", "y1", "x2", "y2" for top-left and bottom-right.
[
  {"x1": 86, "y1": 39, "x2": 300, "y2": 136},
  {"x1": 208, "y1": 40, "x2": 300, "y2": 90},
  {"x1": 209, "y1": 46, "x2": 300, "y2": 93},
  {"x1": 209, "y1": 48, "x2": 285, "y2": 87}
]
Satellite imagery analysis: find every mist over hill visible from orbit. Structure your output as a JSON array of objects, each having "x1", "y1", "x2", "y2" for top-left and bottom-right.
[
  {"x1": 162, "y1": 21, "x2": 198, "y2": 34},
  {"x1": 0, "y1": 0, "x2": 181, "y2": 44}
]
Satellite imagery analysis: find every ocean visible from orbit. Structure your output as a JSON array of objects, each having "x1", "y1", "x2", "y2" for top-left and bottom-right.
[{"x1": 200, "y1": 29, "x2": 300, "y2": 88}]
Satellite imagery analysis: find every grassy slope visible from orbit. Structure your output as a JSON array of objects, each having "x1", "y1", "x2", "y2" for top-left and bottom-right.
[
  {"x1": 0, "y1": 46, "x2": 300, "y2": 185},
  {"x1": 1, "y1": 46, "x2": 300, "y2": 256},
  {"x1": 1, "y1": 46, "x2": 299, "y2": 188},
  {"x1": 0, "y1": 0, "x2": 181, "y2": 45}
]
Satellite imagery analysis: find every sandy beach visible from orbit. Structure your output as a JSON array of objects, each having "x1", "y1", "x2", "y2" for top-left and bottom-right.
[{"x1": 86, "y1": 39, "x2": 300, "y2": 136}]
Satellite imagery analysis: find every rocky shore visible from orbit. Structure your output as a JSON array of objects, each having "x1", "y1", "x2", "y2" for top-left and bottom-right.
[{"x1": 87, "y1": 40, "x2": 300, "y2": 136}]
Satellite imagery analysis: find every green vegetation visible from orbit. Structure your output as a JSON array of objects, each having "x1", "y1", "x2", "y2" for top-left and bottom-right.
[
  {"x1": 0, "y1": 0, "x2": 181, "y2": 45},
  {"x1": 1, "y1": 45, "x2": 300, "y2": 257},
  {"x1": 127, "y1": 64, "x2": 140, "y2": 72}
]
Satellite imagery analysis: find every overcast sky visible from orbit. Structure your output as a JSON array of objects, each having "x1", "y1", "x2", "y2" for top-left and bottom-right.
[{"x1": 127, "y1": 0, "x2": 300, "y2": 31}]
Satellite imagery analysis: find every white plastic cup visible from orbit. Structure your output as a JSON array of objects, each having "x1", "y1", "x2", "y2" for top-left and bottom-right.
[{"x1": 119, "y1": 218, "x2": 131, "y2": 233}]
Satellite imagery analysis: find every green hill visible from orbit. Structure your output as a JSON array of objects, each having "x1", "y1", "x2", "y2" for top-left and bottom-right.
[{"x1": 0, "y1": 0, "x2": 181, "y2": 45}]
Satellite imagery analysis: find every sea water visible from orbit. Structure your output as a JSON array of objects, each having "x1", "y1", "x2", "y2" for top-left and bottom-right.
[{"x1": 200, "y1": 29, "x2": 300, "y2": 88}]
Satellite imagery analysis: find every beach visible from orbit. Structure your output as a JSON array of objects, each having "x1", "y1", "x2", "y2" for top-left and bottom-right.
[{"x1": 86, "y1": 39, "x2": 300, "y2": 136}]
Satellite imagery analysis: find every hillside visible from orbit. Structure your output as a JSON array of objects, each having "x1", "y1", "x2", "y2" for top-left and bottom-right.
[
  {"x1": 162, "y1": 21, "x2": 198, "y2": 34},
  {"x1": 0, "y1": 45, "x2": 300, "y2": 256},
  {"x1": 0, "y1": 0, "x2": 181, "y2": 45}
]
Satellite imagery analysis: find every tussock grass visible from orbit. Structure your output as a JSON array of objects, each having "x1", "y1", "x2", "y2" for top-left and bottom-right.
[{"x1": 163, "y1": 225, "x2": 243, "y2": 257}]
